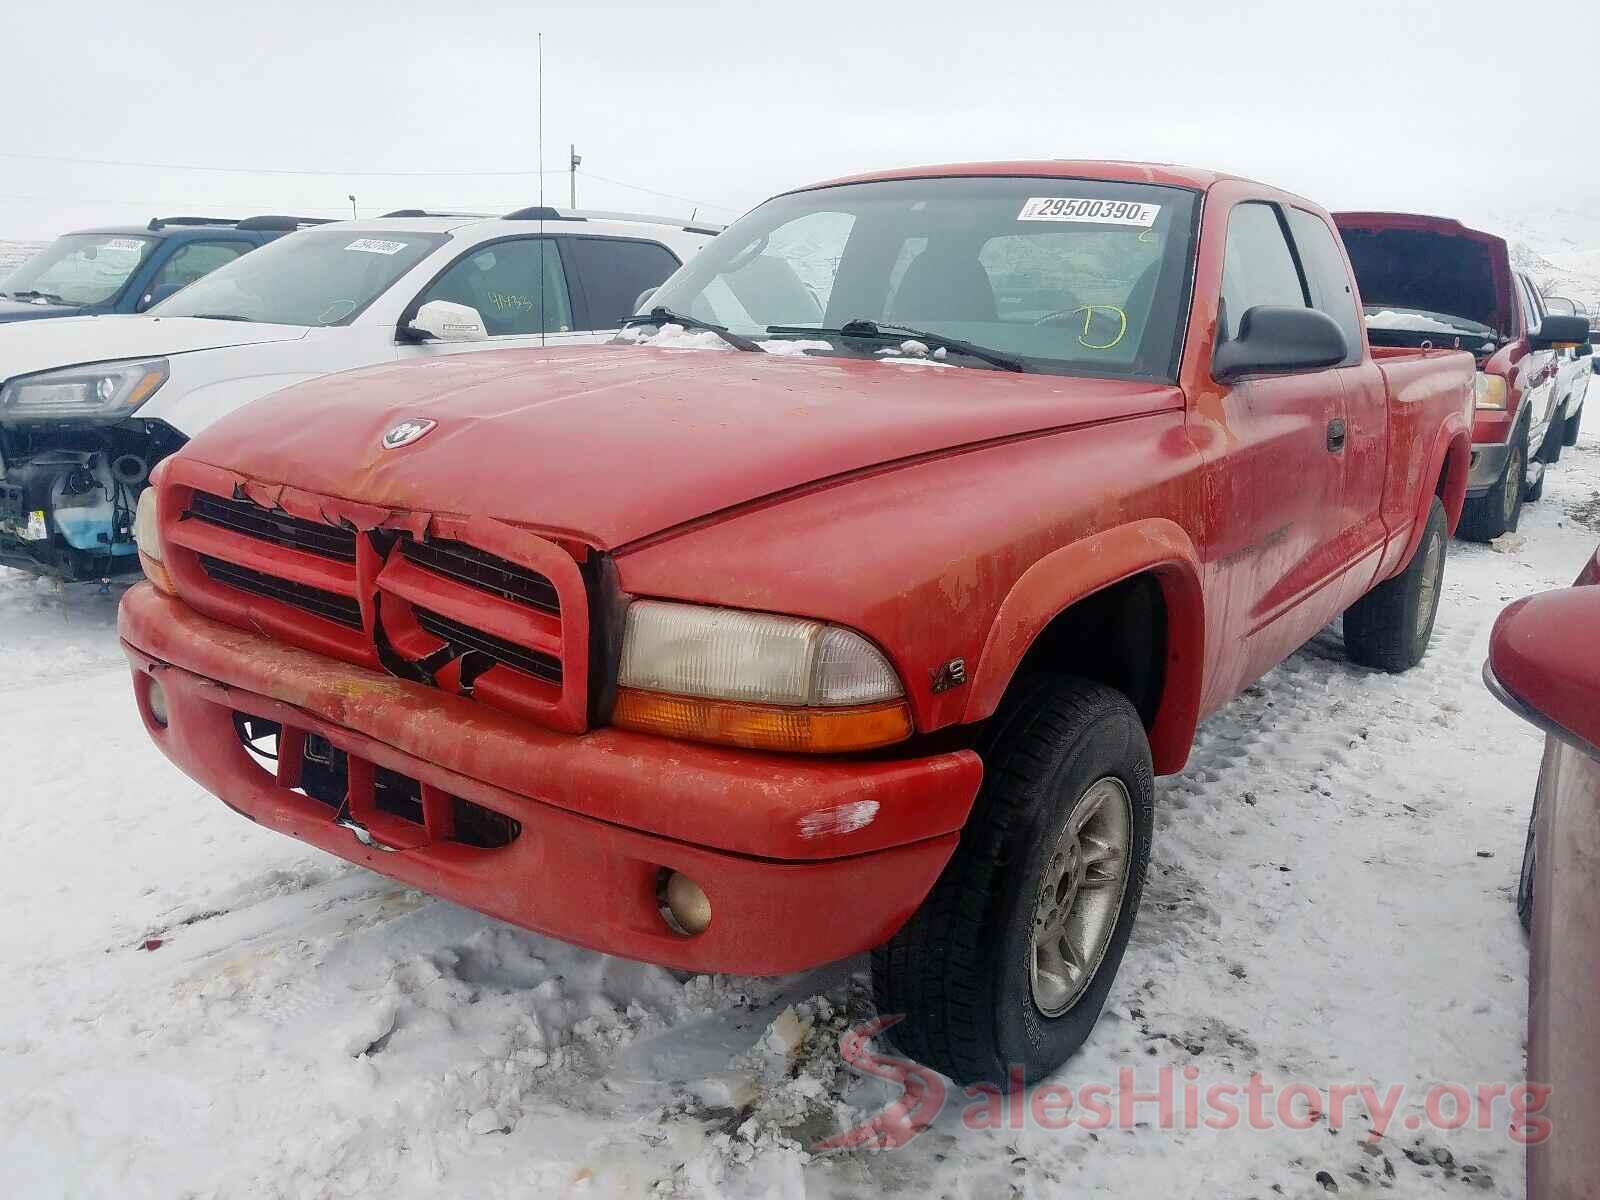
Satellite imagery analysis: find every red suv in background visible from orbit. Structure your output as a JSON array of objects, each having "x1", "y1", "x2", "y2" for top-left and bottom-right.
[{"x1": 1336, "y1": 213, "x2": 1587, "y2": 540}]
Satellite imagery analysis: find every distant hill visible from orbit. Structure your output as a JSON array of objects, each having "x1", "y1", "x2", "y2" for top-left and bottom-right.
[{"x1": 1489, "y1": 206, "x2": 1600, "y2": 314}]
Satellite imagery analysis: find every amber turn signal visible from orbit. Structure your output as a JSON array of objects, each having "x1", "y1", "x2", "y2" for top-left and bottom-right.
[{"x1": 612, "y1": 688, "x2": 914, "y2": 753}]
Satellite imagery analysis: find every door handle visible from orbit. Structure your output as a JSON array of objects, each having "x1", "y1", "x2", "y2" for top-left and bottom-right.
[{"x1": 1327, "y1": 418, "x2": 1347, "y2": 453}]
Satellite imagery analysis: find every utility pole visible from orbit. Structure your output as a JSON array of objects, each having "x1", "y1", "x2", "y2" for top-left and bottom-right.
[
  {"x1": 347, "y1": 194, "x2": 357, "y2": 219},
  {"x1": 570, "y1": 146, "x2": 581, "y2": 210}
]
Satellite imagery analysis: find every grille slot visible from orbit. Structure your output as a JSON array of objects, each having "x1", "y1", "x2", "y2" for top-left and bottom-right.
[
  {"x1": 414, "y1": 606, "x2": 563, "y2": 685},
  {"x1": 187, "y1": 492, "x2": 358, "y2": 563},
  {"x1": 402, "y1": 538, "x2": 560, "y2": 614},
  {"x1": 199, "y1": 554, "x2": 364, "y2": 628}
]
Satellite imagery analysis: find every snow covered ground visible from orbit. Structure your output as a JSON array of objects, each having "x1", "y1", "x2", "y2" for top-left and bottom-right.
[{"x1": 2, "y1": 388, "x2": 1597, "y2": 1199}]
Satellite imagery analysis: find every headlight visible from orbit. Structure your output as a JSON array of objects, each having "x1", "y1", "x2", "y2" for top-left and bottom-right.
[
  {"x1": 613, "y1": 600, "x2": 912, "y2": 752},
  {"x1": 0, "y1": 358, "x2": 169, "y2": 422},
  {"x1": 1473, "y1": 371, "x2": 1507, "y2": 410},
  {"x1": 133, "y1": 486, "x2": 176, "y2": 594}
]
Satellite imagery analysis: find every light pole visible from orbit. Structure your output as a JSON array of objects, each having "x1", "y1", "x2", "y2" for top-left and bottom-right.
[
  {"x1": 570, "y1": 147, "x2": 581, "y2": 210},
  {"x1": 347, "y1": 194, "x2": 357, "y2": 219}
]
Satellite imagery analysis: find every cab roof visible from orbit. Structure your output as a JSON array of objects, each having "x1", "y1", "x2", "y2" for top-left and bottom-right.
[{"x1": 791, "y1": 160, "x2": 1252, "y2": 195}]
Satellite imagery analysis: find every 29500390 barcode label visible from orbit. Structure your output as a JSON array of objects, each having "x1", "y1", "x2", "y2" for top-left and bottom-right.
[{"x1": 1017, "y1": 197, "x2": 1161, "y2": 227}]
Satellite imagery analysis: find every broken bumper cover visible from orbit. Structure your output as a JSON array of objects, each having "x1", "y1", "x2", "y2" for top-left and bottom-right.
[
  {"x1": 1465, "y1": 441, "x2": 1511, "y2": 496},
  {"x1": 119, "y1": 583, "x2": 981, "y2": 975}
]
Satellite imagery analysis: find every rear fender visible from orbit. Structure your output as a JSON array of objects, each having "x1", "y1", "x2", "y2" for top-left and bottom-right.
[{"x1": 961, "y1": 518, "x2": 1205, "y2": 775}]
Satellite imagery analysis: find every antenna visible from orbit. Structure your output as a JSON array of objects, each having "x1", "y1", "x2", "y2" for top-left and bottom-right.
[
  {"x1": 537, "y1": 33, "x2": 544, "y2": 209},
  {"x1": 537, "y1": 32, "x2": 546, "y2": 349}
]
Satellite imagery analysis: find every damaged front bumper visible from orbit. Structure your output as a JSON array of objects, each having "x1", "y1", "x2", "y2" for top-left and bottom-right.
[{"x1": 120, "y1": 583, "x2": 983, "y2": 975}]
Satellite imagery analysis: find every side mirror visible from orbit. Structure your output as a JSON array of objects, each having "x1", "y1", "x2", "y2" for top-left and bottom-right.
[
  {"x1": 1487, "y1": 583, "x2": 1600, "y2": 754},
  {"x1": 136, "y1": 282, "x2": 185, "y2": 313},
  {"x1": 633, "y1": 287, "x2": 658, "y2": 315},
  {"x1": 1213, "y1": 305, "x2": 1347, "y2": 381},
  {"x1": 404, "y1": 300, "x2": 487, "y2": 343},
  {"x1": 1529, "y1": 314, "x2": 1591, "y2": 352}
]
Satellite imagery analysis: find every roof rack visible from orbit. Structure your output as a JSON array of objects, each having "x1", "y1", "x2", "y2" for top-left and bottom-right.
[
  {"x1": 379, "y1": 208, "x2": 494, "y2": 219},
  {"x1": 236, "y1": 215, "x2": 333, "y2": 231},
  {"x1": 500, "y1": 205, "x2": 725, "y2": 234},
  {"x1": 147, "y1": 214, "x2": 332, "y2": 232},
  {"x1": 148, "y1": 216, "x2": 241, "y2": 230}
]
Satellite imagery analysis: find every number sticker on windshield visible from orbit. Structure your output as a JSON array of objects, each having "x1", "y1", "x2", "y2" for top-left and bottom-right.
[
  {"x1": 1017, "y1": 198, "x2": 1161, "y2": 227},
  {"x1": 345, "y1": 239, "x2": 408, "y2": 255},
  {"x1": 101, "y1": 237, "x2": 145, "y2": 252}
]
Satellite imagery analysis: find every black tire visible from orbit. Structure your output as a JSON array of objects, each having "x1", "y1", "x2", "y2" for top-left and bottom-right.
[
  {"x1": 1343, "y1": 496, "x2": 1447, "y2": 672},
  {"x1": 1457, "y1": 428, "x2": 1527, "y2": 542},
  {"x1": 1517, "y1": 791, "x2": 1537, "y2": 935},
  {"x1": 1564, "y1": 404, "x2": 1584, "y2": 448},
  {"x1": 872, "y1": 676, "x2": 1153, "y2": 1087}
]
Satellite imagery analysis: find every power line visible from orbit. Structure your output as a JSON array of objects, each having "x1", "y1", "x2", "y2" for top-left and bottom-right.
[
  {"x1": 0, "y1": 149, "x2": 568, "y2": 178},
  {"x1": 576, "y1": 171, "x2": 742, "y2": 214},
  {"x1": 0, "y1": 151, "x2": 746, "y2": 215}
]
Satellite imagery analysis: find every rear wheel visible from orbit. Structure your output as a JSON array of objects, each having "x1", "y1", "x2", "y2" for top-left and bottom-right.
[
  {"x1": 872, "y1": 677, "x2": 1153, "y2": 1087},
  {"x1": 1457, "y1": 430, "x2": 1526, "y2": 542},
  {"x1": 1344, "y1": 496, "x2": 1447, "y2": 672}
]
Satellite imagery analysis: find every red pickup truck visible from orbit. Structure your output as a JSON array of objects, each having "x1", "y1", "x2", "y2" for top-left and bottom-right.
[
  {"x1": 121, "y1": 162, "x2": 1475, "y2": 1086},
  {"x1": 1335, "y1": 213, "x2": 1591, "y2": 541}
]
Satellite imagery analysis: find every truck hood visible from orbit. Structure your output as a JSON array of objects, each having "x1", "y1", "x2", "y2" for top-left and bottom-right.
[
  {"x1": 182, "y1": 344, "x2": 1182, "y2": 550},
  {"x1": 1333, "y1": 211, "x2": 1514, "y2": 339},
  {"x1": 0, "y1": 315, "x2": 309, "y2": 383}
]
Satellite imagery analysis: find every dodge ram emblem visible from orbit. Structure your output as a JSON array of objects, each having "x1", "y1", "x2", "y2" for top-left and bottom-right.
[{"x1": 382, "y1": 418, "x2": 436, "y2": 450}]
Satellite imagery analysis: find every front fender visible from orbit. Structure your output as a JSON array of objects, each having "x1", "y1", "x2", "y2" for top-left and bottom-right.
[{"x1": 961, "y1": 517, "x2": 1205, "y2": 775}]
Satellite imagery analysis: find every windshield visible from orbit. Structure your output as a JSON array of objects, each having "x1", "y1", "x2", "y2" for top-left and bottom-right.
[
  {"x1": 0, "y1": 233, "x2": 154, "y2": 306},
  {"x1": 153, "y1": 228, "x2": 446, "y2": 326},
  {"x1": 644, "y1": 176, "x2": 1200, "y2": 378}
]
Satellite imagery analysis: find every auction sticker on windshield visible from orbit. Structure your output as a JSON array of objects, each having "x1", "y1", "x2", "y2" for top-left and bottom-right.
[
  {"x1": 103, "y1": 238, "x2": 145, "y2": 253},
  {"x1": 345, "y1": 239, "x2": 409, "y2": 255},
  {"x1": 1018, "y1": 198, "x2": 1161, "y2": 227}
]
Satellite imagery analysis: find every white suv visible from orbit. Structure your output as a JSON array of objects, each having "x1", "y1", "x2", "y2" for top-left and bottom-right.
[{"x1": 0, "y1": 208, "x2": 716, "y2": 580}]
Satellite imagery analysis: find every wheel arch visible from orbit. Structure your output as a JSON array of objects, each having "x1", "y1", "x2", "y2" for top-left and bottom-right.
[{"x1": 961, "y1": 518, "x2": 1205, "y2": 776}]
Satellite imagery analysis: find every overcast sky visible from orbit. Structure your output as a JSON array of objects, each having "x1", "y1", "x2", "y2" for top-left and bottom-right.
[{"x1": 3, "y1": 0, "x2": 1592, "y2": 240}]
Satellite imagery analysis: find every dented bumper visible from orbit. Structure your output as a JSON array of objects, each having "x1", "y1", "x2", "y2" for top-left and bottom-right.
[{"x1": 119, "y1": 583, "x2": 980, "y2": 974}]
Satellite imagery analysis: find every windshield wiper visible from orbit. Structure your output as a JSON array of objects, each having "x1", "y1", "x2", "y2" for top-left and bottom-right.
[
  {"x1": 621, "y1": 306, "x2": 762, "y2": 352},
  {"x1": 766, "y1": 319, "x2": 1025, "y2": 372},
  {"x1": 181, "y1": 312, "x2": 253, "y2": 322},
  {"x1": 9, "y1": 289, "x2": 69, "y2": 304}
]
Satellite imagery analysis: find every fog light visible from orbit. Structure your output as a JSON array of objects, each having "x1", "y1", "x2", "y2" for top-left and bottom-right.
[
  {"x1": 147, "y1": 676, "x2": 169, "y2": 728},
  {"x1": 664, "y1": 871, "x2": 712, "y2": 935}
]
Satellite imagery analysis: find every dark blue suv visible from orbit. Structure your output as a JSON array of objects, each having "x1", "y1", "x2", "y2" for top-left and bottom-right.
[{"x1": 0, "y1": 215, "x2": 327, "y2": 324}]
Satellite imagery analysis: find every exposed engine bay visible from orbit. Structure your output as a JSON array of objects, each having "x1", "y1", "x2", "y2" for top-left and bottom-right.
[{"x1": 0, "y1": 420, "x2": 186, "y2": 581}]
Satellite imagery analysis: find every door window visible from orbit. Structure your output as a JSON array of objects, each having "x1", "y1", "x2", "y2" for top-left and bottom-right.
[
  {"x1": 1218, "y1": 202, "x2": 1309, "y2": 342},
  {"x1": 140, "y1": 241, "x2": 250, "y2": 309},
  {"x1": 418, "y1": 238, "x2": 572, "y2": 335},
  {"x1": 1516, "y1": 274, "x2": 1542, "y2": 337},
  {"x1": 566, "y1": 237, "x2": 681, "y2": 328},
  {"x1": 1285, "y1": 208, "x2": 1362, "y2": 364}
]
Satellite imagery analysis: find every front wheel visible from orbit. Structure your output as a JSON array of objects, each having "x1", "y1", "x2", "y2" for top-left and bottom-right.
[
  {"x1": 1457, "y1": 431, "x2": 1526, "y2": 542},
  {"x1": 1344, "y1": 496, "x2": 1447, "y2": 672},
  {"x1": 872, "y1": 677, "x2": 1153, "y2": 1087}
]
